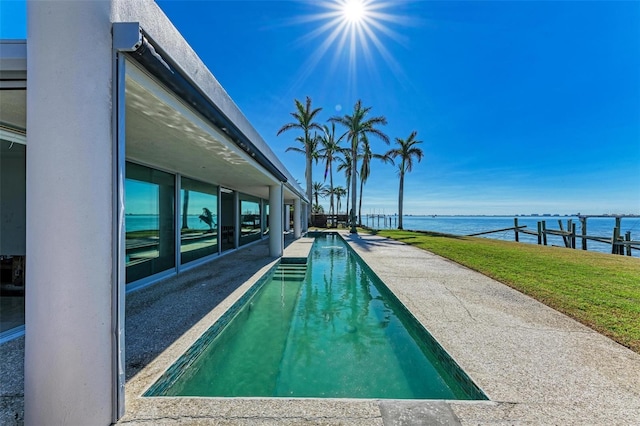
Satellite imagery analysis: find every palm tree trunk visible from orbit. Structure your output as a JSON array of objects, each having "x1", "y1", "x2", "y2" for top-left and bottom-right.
[
  {"x1": 345, "y1": 176, "x2": 350, "y2": 218},
  {"x1": 329, "y1": 165, "x2": 334, "y2": 216},
  {"x1": 398, "y1": 172, "x2": 404, "y2": 230},
  {"x1": 306, "y1": 152, "x2": 312, "y2": 225},
  {"x1": 358, "y1": 176, "x2": 364, "y2": 226},
  {"x1": 350, "y1": 142, "x2": 358, "y2": 233}
]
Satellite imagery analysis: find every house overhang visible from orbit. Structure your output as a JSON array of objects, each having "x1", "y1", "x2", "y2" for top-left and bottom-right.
[{"x1": 113, "y1": 23, "x2": 308, "y2": 203}]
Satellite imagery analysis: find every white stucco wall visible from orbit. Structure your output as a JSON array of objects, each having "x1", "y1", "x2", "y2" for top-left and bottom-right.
[
  {"x1": 269, "y1": 184, "x2": 284, "y2": 256},
  {"x1": 25, "y1": 1, "x2": 115, "y2": 425},
  {"x1": 285, "y1": 205, "x2": 291, "y2": 232},
  {"x1": 294, "y1": 198, "x2": 302, "y2": 238}
]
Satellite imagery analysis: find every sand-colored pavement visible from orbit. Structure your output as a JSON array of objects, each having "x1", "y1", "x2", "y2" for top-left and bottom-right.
[{"x1": 342, "y1": 231, "x2": 640, "y2": 425}]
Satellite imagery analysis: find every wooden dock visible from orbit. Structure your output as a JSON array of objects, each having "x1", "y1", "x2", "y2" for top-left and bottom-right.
[
  {"x1": 465, "y1": 216, "x2": 640, "y2": 256},
  {"x1": 364, "y1": 214, "x2": 397, "y2": 229}
]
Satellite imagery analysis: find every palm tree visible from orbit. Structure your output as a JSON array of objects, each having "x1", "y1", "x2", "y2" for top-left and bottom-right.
[
  {"x1": 334, "y1": 186, "x2": 347, "y2": 215},
  {"x1": 277, "y1": 96, "x2": 323, "y2": 225},
  {"x1": 330, "y1": 100, "x2": 388, "y2": 233},
  {"x1": 312, "y1": 181, "x2": 327, "y2": 209},
  {"x1": 336, "y1": 150, "x2": 353, "y2": 220},
  {"x1": 385, "y1": 131, "x2": 424, "y2": 230},
  {"x1": 317, "y1": 123, "x2": 344, "y2": 216},
  {"x1": 357, "y1": 136, "x2": 388, "y2": 226}
]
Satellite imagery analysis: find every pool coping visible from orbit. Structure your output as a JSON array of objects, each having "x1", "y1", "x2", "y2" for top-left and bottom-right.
[{"x1": 117, "y1": 232, "x2": 640, "y2": 425}]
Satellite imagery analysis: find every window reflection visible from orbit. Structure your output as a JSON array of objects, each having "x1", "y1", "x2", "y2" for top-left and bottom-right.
[
  {"x1": 1, "y1": 139, "x2": 26, "y2": 333},
  {"x1": 263, "y1": 203, "x2": 270, "y2": 236},
  {"x1": 125, "y1": 163, "x2": 175, "y2": 283},
  {"x1": 181, "y1": 177, "x2": 218, "y2": 264},
  {"x1": 240, "y1": 197, "x2": 261, "y2": 245},
  {"x1": 219, "y1": 189, "x2": 235, "y2": 251}
]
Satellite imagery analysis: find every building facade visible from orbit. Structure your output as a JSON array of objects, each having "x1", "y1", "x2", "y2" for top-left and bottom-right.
[{"x1": 0, "y1": 1, "x2": 308, "y2": 424}]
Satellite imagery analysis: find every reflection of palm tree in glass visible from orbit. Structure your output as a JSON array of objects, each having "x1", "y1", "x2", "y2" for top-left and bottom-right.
[
  {"x1": 182, "y1": 190, "x2": 190, "y2": 229},
  {"x1": 199, "y1": 207, "x2": 214, "y2": 230}
]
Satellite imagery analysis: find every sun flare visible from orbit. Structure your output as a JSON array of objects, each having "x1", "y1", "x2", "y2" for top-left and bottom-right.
[
  {"x1": 342, "y1": 0, "x2": 367, "y2": 24},
  {"x1": 289, "y1": 0, "x2": 411, "y2": 92}
]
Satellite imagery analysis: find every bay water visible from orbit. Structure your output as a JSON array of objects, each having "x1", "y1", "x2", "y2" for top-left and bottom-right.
[{"x1": 364, "y1": 215, "x2": 640, "y2": 258}]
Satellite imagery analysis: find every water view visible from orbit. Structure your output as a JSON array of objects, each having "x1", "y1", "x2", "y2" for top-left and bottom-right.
[{"x1": 364, "y1": 215, "x2": 640, "y2": 258}]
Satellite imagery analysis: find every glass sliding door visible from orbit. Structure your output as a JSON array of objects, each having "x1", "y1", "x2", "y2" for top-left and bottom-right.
[
  {"x1": 125, "y1": 162, "x2": 175, "y2": 284},
  {"x1": 239, "y1": 195, "x2": 261, "y2": 246},
  {"x1": 180, "y1": 177, "x2": 218, "y2": 264},
  {"x1": 0, "y1": 139, "x2": 26, "y2": 334},
  {"x1": 220, "y1": 188, "x2": 235, "y2": 252}
]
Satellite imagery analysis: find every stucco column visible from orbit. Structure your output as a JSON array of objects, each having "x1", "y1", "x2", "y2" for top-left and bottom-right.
[
  {"x1": 25, "y1": 1, "x2": 115, "y2": 425},
  {"x1": 302, "y1": 203, "x2": 309, "y2": 232},
  {"x1": 293, "y1": 198, "x2": 301, "y2": 238},
  {"x1": 269, "y1": 184, "x2": 283, "y2": 256},
  {"x1": 284, "y1": 205, "x2": 291, "y2": 232}
]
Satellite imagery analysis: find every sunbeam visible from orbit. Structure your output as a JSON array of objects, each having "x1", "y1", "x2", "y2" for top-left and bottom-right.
[{"x1": 289, "y1": 0, "x2": 414, "y2": 95}]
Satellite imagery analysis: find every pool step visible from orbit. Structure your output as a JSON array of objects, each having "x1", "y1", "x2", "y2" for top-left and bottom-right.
[
  {"x1": 277, "y1": 264, "x2": 307, "y2": 271},
  {"x1": 272, "y1": 263, "x2": 307, "y2": 282}
]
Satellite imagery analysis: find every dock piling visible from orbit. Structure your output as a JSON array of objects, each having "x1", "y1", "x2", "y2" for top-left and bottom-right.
[{"x1": 537, "y1": 222, "x2": 542, "y2": 245}]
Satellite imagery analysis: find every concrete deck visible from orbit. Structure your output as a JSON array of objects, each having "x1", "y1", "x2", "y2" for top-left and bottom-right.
[
  {"x1": 2, "y1": 232, "x2": 639, "y2": 425},
  {"x1": 342, "y1": 232, "x2": 640, "y2": 424},
  {"x1": 282, "y1": 235, "x2": 314, "y2": 263}
]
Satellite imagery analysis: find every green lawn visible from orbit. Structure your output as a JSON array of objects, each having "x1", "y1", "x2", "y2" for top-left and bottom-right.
[{"x1": 372, "y1": 229, "x2": 640, "y2": 354}]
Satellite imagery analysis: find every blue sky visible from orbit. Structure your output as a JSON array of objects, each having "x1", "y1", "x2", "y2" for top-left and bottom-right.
[{"x1": 2, "y1": 1, "x2": 639, "y2": 215}]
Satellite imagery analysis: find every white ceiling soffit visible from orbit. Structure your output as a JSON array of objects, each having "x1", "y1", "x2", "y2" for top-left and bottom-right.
[{"x1": 125, "y1": 61, "x2": 279, "y2": 200}]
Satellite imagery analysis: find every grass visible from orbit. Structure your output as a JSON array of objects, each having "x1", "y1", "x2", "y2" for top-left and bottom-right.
[{"x1": 371, "y1": 229, "x2": 640, "y2": 354}]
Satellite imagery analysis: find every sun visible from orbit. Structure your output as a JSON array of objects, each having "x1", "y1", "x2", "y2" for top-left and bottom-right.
[
  {"x1": 342, "y1": 0, "x2": 368, "y2": 24},
  {"x1": 288, "y1": 0, "x2": 412, "y2": 92}
]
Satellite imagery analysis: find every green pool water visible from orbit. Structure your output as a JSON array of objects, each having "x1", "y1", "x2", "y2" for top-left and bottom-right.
[{"x1": 147, "y1": 233, "x2": 486, "y2": 400}]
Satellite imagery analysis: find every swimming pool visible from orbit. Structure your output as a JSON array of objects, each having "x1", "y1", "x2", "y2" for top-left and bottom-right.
[{"x1": 146, "y1": 233, "x2": 486, "y2": 400}]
